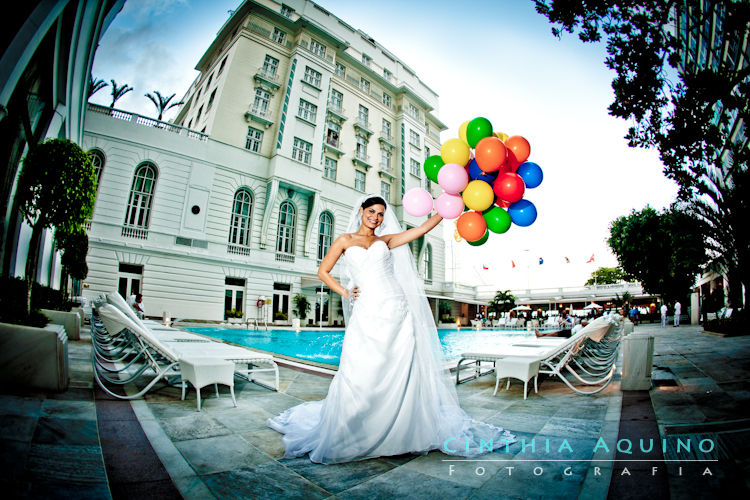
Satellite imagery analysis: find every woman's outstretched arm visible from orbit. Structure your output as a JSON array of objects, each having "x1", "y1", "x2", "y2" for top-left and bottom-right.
[
  {"x1": 382, "y1": 213, "x2": 443, "y2": 249},
  {"x1": 317, "y1": 235, "x2": 358, "y2": 300}
]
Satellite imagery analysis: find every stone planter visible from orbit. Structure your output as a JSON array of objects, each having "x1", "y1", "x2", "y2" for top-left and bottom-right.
[
  {"x1": 0, "y1": 322, "x2": 69, "y2": 391},
  {"x1": 41, "y1": 309, "x2": 81, "y2": 340}
]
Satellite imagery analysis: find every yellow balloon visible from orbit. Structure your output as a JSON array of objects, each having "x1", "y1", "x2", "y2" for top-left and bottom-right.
[
  {"x1": 462, "y1": 180, "x2": 494, "y2": 211},
  {"x1": 458, "y1": 121, "x2": 470, "y2": 145},
  {"x1": 441, "y1": 138, "x2": 471, "y2": 166},
  {"x1": 453, "y1": 226, "x2": 463, "y2": 242},
  {"x1": 494, "y1": 131, "x2": 509, "y2": 142}
]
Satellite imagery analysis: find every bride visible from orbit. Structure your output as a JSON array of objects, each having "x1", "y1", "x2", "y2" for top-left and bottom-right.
[{"x1": 267, "y1": 194, "x2": 515, "y2": 463}]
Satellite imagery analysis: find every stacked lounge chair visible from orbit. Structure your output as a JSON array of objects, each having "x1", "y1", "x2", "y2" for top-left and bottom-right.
[
  {"x1": 456, "y1": 314, "x2": 623, "y2": 395},
  {"x1": 91, "y1": 292, "x2": 279, "y2": 407}
]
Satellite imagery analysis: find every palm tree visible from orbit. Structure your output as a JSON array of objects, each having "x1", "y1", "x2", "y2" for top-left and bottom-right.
[
  {"x1": 488, "y1": 290, "x2": 516, "y2": 317},
  {"x1": 109, "y1": 80, "x2": 133, "y2": 108},
  {"x1": 88, "y1": 77, "x2": 108, "y2": 98},
  {"x1": 145, "y1": 91, "x2": 184, "y2": 121}
]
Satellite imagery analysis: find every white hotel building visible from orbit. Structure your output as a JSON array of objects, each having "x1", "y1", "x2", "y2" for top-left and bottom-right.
[{"x1": 82, "y1": 0, "x2": 455, "y2": 324}]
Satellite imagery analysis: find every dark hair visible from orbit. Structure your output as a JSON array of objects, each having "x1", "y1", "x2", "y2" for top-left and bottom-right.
[
  {"x1": 136, "y1": 293, "x2": 143, "y2": 301},
  {"x1": 361, "y1": 196, "x2": 386, "y2": 209}
]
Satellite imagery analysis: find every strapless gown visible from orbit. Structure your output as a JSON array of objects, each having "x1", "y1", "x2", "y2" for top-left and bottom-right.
[{"x1": 267, "y1": 240, "x2": 515, "y2": 463}]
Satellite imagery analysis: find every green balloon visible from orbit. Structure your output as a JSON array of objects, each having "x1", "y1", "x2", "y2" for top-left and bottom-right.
[
  {"x1": 423, "y1": 155, "x2": 444, "y2": 183},
  {"x1": 484, "y1": 206, "x2": 512, "y2": 234},
  {"x1": 467, "y1": 230, "x2": 489, "y2": 246},
  {"x1": 466, "y1": 117, "x2": 493, "y2": 148}
]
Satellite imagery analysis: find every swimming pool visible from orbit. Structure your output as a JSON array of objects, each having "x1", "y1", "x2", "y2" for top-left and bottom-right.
[{"x1": 185, "y1": 327, "x2": 543, "y2": 366}]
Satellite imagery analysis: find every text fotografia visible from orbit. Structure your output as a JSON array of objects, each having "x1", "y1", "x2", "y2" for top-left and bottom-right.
[{"x1": 442, "y1": 436, "x2": 716, "y2": 456}]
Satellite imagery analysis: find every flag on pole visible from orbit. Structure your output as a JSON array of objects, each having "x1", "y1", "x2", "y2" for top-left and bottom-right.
[
  {"x1": 512, "y1": 260, "x2": 516, "y2": 268},
  {"x1": 565, "y1": 257, "x2": 570, "y2": 263},
  {"x1": 587, "y1": 254, "x2": 595, "y2": 263},
  {"x1": 538, "y1": 257, "x2": 544, "y2": 265},
  {"x1": 482, "y1": 264, "x2": 489, "y2": 270}
]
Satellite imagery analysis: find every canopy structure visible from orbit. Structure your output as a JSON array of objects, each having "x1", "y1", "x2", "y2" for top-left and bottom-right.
[
  {"x1": 511, "y1": 305, "x2": 532, "y2": 311},
  {"x1": 584, "y1": 303, "x2": 603, "y2": 309}
]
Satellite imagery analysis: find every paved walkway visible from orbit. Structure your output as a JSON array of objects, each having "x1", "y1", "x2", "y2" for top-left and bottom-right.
[{"x1": 0, "y1": 323, "x2": 748, "y2": 499}]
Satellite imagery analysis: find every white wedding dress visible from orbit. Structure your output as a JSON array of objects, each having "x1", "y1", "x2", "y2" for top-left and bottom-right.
[{"x1": 267, "y1": 239, "x2": 515, "y2": 464}]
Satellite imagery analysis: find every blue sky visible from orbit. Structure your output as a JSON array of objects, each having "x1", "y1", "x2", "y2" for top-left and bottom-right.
[{"x1": 90, "y1": 0, "x2": 679, "y2": 291}]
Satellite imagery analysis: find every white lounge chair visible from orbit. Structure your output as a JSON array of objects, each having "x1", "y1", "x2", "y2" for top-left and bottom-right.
[
  {"x1": 455, "y1": 316, "x2": 622, "y2": 395},
  {"x1": 92, "y1": 302, "x2": 279, "y2": 400}
]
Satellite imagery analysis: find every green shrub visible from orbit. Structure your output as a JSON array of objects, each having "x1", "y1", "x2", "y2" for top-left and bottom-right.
[
  {"x1": 274, "y1": 311, "x2": 288, "y2": 321},
  {"x1": 0, "y1": 276, "x2": 50, "y2": 327}
]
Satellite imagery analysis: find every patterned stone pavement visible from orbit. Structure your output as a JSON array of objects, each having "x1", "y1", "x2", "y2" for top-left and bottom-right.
[{"x1": 0, "y1": 323, "x2": 748, "y2": 499}]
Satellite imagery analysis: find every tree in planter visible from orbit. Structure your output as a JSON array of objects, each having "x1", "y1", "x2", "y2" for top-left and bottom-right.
[
  {"x1": 16, "y1": 138, "x2": 97, "y2": 314},
  {"x1": 55, "y1": 226, "x2": 89, "y2": 300},
  {"x1": 293, "y1": 294, "x2": 310, "y2": 320}
]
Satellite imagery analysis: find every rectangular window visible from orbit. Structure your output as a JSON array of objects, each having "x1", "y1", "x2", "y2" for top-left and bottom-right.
[
  {"x1": 292, "y1": 137, "x2": 312, "y2": 164},
  {"x1": 207, "y1": 72, "x2": 214, "y2": 88},
  {"x1": 303, "y1": 66, "x2": 322, "y2": 88},
  {"x1": 380, "y1": 149, "x2": 391, "y2": 171},
  {"x1": 280, "y1": 4, "x2": 294, "y2": 17},
  {"x1": 382, "y1": 119, "x2": 391, "y2": 140},
  {"x1": 408, "y1": 103, "x2": 419, "y2": 119},
  {"x1": 358, "y1": 105, "x2": 369, "y2": 127},
  {"x1": 382, "y1": 93, "x2": 391, "y2": 108},
  {"x1": 262, "y1": 55, "x2": 279, "y2": 77},
  {"x1": 329, "y1": 89, "x2": 343, "y2": 111},
  {"x1": 425, "y1": 146, "x2": 431, "y2": 158},
  {"x1": 354, "y1": 170, "x2": 366, "y2": 192},
  {"x1": 381, "y1": 181, "x2": 390, "y2": 201},
  {"x1": 360, "y1": 78, "x2": 370, "y2": 94},
  {"x1": 297, "y1": 99, "x2": 317, "y2": 122},
  {"x1": 196, "y1": 105, "x2": 203, "y2": 122},
  {"x1": 335, "y1": 63, "x2": 346, "y2": 78},
  {"x1": 218, "y1": 57, "x2": 227, "y2": 75},
  {"x1": 326, "y1": 121, "x2": 340, "y2": 148},
  {"x1": 272, "y1": 28, "x2": 286, "y2": 44},
  {"x1": 409, "y1": 129, "x2": 420, "y2": 148},
  {"x1": 252, "y1": 89, "x2": 270, "y2": 115},
  {"x1": 324, "y1": 157, "x2": 337, "y2": 180},
  {"x1": 383, "y1": 68, "x2": 392, "y2": 81},
  {"x1": 245, "y1": 127, "x2": 263, "y2": 152},
  {"x1": 410, "y1": 158, "x2": 421, "y2": 177},
  {"x1": 362, "y1": 54, "x2": 371, "y2": 67},
  {"x1": 310, "y1": 39, "x2": 327, "y2": 58},
  {"x1": 355, "y1": 136, "x2": 367, "y2": 160},
  {"x1": 206, "y1": 89, "x2": 217, "y2": 110}
]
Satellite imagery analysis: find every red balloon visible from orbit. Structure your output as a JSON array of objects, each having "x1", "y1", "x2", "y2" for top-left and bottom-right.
[
  {"x1": 456, "y1": 211, "x2": 487, "y2": 242},
  {"x1": 505, "y1": 136, "x2": 530, "y2": 170},
  {"x1": 495, "y1": 196, "x2": 511, "y2": 209},
  {"x1": 493, "y1": 172, "x2": 525, "y2": 203},
  {"x1": 474, "y1": 137, "x2": 507, "y2": 173}
]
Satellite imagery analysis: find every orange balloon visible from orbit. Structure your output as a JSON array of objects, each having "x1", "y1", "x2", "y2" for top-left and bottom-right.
[
  {"x1": 456, "y1": 211, "x2": 487, "y2": 242},
  {"x1": 474, "y1": 136, "x2": 507, "y2": 173},
  {"x1": 505, "y1": 135, "x2": 530, "y2": 170}
]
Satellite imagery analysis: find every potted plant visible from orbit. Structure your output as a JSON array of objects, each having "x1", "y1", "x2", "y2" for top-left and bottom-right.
[
  {"x1": 274, "y1": 311, "x2": 288, "y2": 325},
  {"x1": 225, "y1": 309, "x2": 244, "y2": 323},
  {"x1": 293, "y1": 294, "x2": 310, "y2": 321}
]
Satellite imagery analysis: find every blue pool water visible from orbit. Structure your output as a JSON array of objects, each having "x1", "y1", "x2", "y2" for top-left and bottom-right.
[{"x1": 185, "y1": 327, "x2": 541, "y2": 366}]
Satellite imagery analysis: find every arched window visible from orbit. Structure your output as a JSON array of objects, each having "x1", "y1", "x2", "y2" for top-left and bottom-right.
[
  {"x1": 88, "y1": 150, "x2": 105, "y2": 193},
  {"x1": 124, "y1": 163, "x2": 157, "y2": 229},
  {"x1": 228, "y1": 188, "x2": 253, "y2": 247},
  {"x1": 423, "y1": 243, "x2": 433, "y2": 282},
  {"x1": 276, "y1": 200, "x2": 296, "y2": 255},
  {"x1": 317, "y1": 211, "x2": 334, "y2": 260}
]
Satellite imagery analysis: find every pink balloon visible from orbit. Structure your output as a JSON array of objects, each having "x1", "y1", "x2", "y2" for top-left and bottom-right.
[
  {"x1": 402, "y1": 187, "x2": 433, "y2": 217},
  {"x1": 437, "y1": 163, "x2": 470, "y2": 195},
  {"x1": 435, "y1": 192, "x2": 464, "y2": 219}
]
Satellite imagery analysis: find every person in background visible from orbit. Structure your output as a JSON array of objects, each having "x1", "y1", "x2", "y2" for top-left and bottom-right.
[
  {"x1": 133, "y1": 293, "x2": 145, "y2": 319},
  {"x1": 661, "y1": 303, "x2": 668, "y2": 327},
  {"x1": 673, "y1": 301, "x2": 681, "y2": 327}
]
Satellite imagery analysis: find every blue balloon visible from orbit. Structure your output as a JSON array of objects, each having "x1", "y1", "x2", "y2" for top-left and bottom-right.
[
  {"x1": 516, "y1": 162, "x2": 543, "y2": 189},
  {"x1": 467, "y1": 159, "x2": 498, "y2": 184},
  {"x1": 508, "y1": 199, "x2": 537, "y2": 227}
]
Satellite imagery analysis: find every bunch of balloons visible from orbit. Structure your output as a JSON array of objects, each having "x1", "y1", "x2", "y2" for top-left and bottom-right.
[{"x1": 402, "y1": 116, "x2": 544, "y2": 245}]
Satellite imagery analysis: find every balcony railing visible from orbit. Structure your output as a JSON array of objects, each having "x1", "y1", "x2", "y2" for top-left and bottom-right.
[
  {"x1": 227, "y1": 244, "x2": 251, "y2": 256},
  {"x1": 246, "y1": 22, "x2": 293, "y2": 48},
  {"x1": 88, "y1": 104, "x2": 208, "y2": 142},
  {"x1": 275, "y1": 253, "x2": 295, "y2": 263},
  {"x1": 354, "y1": 119, "x2": 373, "y2": 136},
  {"x1": 121, "y1": 225, "x2": 148, "y2": 239},
  {"x1": 254, "y1": 67, "x2": 281, "y2": 89}
]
